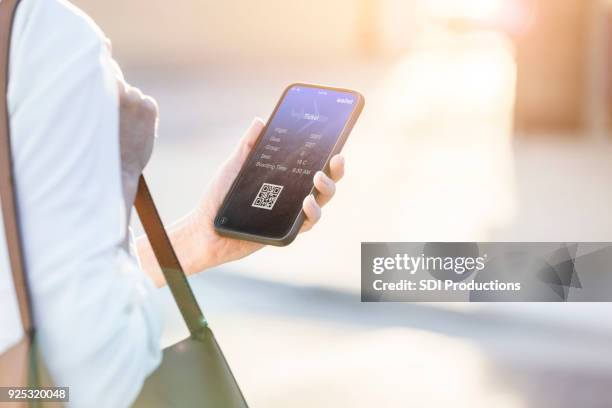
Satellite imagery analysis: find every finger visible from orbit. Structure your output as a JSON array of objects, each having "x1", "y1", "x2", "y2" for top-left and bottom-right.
[
  {"x1": 329, "y1": 154, "x2": 345, "y2": 182},
  {"x1": 219, "y1": 118, "x2": 264, "y2": 180},
  {"x1": 301, "y1": 195, "x2": 321, "y2": 232},
  {"x1": 233, "y1": 117, "x2": 264, "y2": 165},
  {"x1": 240, "y1": 117, "x2": 265, "y2": 152},
  {"x1": 313, "y1": 171, "x2": 336, "y2": 207}
]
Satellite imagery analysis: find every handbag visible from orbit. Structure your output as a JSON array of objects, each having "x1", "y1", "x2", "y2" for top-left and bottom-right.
[
  {"x1": 131, "y1": 180, "x2": 247, "y2": 407},
  {"x1": 0, "y1": 0, "x2": 248, "y2": 406}
]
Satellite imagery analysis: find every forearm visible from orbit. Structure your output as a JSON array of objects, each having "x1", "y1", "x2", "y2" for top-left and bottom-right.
[{"x1": 136, "y1": 212, "x2": 210, "y2": 288}]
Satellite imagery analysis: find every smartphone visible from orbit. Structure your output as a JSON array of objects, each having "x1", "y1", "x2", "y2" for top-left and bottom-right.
[{"x1": 214, "y1": 83, "x2": 364, "y2": 246}]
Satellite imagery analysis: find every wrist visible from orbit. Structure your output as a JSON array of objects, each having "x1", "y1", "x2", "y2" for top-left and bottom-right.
[
  {"x1": 134, "y1": 210, "x2": 203, "y2": 287},
  {"x1": 173, "y1": 209, "x2": 216, "y2": 275}
]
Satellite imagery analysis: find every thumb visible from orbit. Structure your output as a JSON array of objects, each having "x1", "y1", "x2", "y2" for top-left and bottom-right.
[
  {"x1": 237, "y1": 117, "x2": 265, "y2": 160},
  {"x1": 223, "y1": 118, "x2": 265, "y2": 176},
  {"x1": 210, "y1": 118, "x2": 263, "y2": 201}
]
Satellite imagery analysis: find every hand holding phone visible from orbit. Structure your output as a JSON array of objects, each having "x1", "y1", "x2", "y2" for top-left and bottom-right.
[{"x1": 215, "y1": 83, "x2": 364, "y2": 246}]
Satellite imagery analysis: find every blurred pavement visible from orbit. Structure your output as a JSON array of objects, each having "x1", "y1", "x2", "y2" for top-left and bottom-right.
[{"x1": 129, "y1": 60, "x2": 612, "y2": 407}]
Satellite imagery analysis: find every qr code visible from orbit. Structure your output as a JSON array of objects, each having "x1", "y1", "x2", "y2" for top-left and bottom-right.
[{"x1": 251, "y1": 183, "x2": 284, "y2": 210}]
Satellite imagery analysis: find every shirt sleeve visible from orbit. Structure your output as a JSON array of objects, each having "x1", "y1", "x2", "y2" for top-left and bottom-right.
[{"x1": 8, "y1": 1, "x2": 162, "y2": 407}]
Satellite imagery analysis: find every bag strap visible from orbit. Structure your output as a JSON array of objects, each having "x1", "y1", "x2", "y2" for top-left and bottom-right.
[
  {"x1": 1, "y1": 0, "x2": 206, "y2": 341},
  {"x1": 134, "y1": 177, "x2": 208, "y2": 336},
  {"x1": 0, "y1": 0, "x2": 33, "y2": 340}
]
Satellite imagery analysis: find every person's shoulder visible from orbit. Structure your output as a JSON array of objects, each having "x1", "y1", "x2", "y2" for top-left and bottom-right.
[
  {"x1": 14, "y1": 0, "x2": 107, "y2": 51},
  {"x1": 10, "y1": 0, "x2": 114, "y2": 102},
  {"x1": 8, "y1": 0, "x2": 117, "y2": 148}
]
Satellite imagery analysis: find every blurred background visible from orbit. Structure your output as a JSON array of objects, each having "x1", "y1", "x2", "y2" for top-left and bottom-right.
[{"x1": 73, "y1": 0, "x2": 612, "y2": 406}]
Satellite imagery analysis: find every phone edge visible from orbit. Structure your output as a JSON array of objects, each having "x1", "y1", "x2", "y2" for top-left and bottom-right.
[{"x1": 214, "y1": 83, "x2": 365, "y2": 247}]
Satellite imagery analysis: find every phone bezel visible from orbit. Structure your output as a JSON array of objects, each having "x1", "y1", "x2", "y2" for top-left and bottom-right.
[{"x1": 214, "y1": 82, "x2": 365, "y2": 246}]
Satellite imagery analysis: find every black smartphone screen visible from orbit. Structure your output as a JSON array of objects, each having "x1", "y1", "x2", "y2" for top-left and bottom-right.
[{"x1": 215, "y1": 84, "x2": 363, "y2": 242}]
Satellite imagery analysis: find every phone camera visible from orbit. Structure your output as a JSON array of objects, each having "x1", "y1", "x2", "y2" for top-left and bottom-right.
[{"x1": 218, "y1": 216, "x2": 229, "y2": 225}]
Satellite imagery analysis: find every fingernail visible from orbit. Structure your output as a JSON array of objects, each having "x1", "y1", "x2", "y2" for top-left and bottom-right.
[
  {"x1": 307, "y1": 194, "x2": 317, "y2": 208},
  {"x1": 315, "y1": 171, "x2": 325, "y2": 184},
  {"x1": 319, "y1": 171, "x2": 332, "y2": 186}
]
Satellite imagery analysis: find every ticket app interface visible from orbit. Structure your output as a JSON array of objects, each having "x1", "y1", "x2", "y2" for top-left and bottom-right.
[{"x1": 217, "y1": 85, "x2": 360, "y2": 238}]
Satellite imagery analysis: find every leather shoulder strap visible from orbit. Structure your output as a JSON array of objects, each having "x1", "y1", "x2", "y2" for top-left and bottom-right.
[
  {"x1": 0, "y1": 0, "x2": 33, "y2": 337},
  {"x1": 135, "y1": 177, "x2": 207, "y2": 336},
  {"x1": 2, "y1": 1, "x2": 54, "y2": 393}
]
